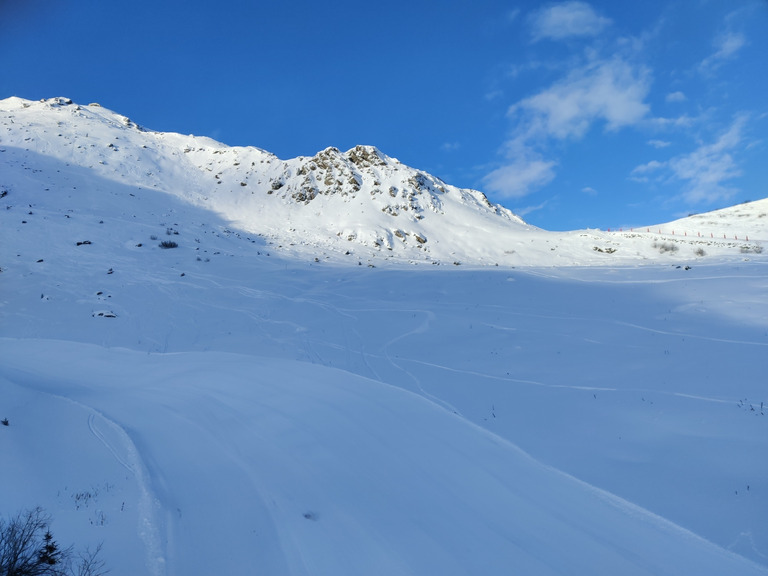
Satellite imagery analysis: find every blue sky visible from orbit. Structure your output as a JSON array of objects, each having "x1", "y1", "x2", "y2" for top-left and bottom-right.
[{"x1": 2, "y1": 0, "x2": 766, "y2": 230}]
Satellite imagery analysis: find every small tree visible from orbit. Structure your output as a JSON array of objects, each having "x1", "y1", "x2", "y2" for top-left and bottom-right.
[{"x1": 37, "y1": 530, "x2": 63, "y2": 568}]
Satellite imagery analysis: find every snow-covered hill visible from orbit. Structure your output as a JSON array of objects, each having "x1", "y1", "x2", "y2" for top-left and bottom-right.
[
  {"x1": 649, "y1": 199, "x2": 768, "y2": 243},
  {"x1": 2, "y1": 96, "x2": 765, "y2": 266},
  {"x1": 1, "y1": 97, "x2": 767, "y2": 575}
]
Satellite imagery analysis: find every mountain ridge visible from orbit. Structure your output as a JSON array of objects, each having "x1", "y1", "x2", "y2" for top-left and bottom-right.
[{"x1": 2, "y1": 96, "x2": 765, "y2": 266}]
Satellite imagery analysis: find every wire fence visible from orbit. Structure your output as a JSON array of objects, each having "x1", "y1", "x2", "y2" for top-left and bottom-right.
[{"x1": 604, "y1": 228, "x2": 751, "y2": 241}]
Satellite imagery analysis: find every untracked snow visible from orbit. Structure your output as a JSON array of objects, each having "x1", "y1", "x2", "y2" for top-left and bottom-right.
[{"x1": 1, "y1": 97, "x2": 767, "y2": 575}]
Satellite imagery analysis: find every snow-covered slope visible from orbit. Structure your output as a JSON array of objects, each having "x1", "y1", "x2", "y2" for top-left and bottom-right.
[
  {"x1": 2, "y1": 96, "x2": 765, "y2": 266},
  {"x1": 0, "y1": 96, "x2": 529, "y2": 266},
  {"x1": 1, "y1": 96, "x2": 767, "y2": 575},
  {"x1": 648, "y1": 198, "x2": 768, "y2": 243},
  {"x1": 3, "y1": 339, "x2": 766, "y2": 576}
]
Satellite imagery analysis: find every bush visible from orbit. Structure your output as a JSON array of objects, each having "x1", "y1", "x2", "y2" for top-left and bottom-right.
[
  {"x1": 0, "y1": 508, "x2": 106, "y2": 576},
  {"x1": 740, "y1": 244, "x2": 763, "y2": 254},
  {"x1": 653, "y1": 241, "x2": 678, "y2": 254},
  {"x1": 158, "y1": 241, "x2": 178, "y2": 249}
]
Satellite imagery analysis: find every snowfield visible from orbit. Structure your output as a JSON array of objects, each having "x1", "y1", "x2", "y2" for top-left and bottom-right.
[{"x1": 1, "y1": 97, "x2": 767, "y2": 575}]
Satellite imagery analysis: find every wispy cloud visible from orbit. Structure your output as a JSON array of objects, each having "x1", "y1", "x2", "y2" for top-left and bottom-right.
[
  {"x1": 483, "y1": 156, "x2": 557, "y2": 199},
  {"x1": 629, "y1": 160, "x2": 666, "y2": 183},
  {"x1": 440, "y1": 141, "x2": 461, "y2": 152},
  {"x1": 699, "y1": 30, "x2": 746, "y2": 74},
  {"x1": 665, "y1": 91, "x2": 686, "y2": 103},
  {"x1": 529, "y1": 1, "x2": 611, "y2": 42},
  {"x1": 669, "y1": 116, "x2": 746, "y2": 202},
  {"x1": 482, "y1": 3, "x2": 758, "y2": 217},
  {"x1": 630, "y1": 116, "x2": 748, "y2": 203},
  {"x1": 648, "y1": 112, "x2": 701, "y2": 130},
  {"x1": 484, "y1": 54, "x2": 650, "y2": 199},
  {"x1": 514, "y1": 199, "x2": 552, "y2": 218},
  {"x1": 511, "y1": 57, "x2": 651, "y2": 140},
  {"x1": 506, "y1": 8, "x2": 521, "y2": 23},
  {"x1": 484, "y1": 89, "x2": 503, "y2": 102}
]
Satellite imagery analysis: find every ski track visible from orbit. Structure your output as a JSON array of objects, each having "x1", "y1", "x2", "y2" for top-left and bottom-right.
[
  {"x1": 0, "y1": 361, "x2": 167, "y2": 571},
  {"x1": 614, "y1": 321, "x2": 768, "y2": 346},
  {"x1": 517, "y1": 265, "x2": 768, "y2": 285},
  {"x1": 87, "y1": 413, "x2": 133, "y2": 473},
  {"x1": 389, "y1": 355, "x2": 757, "y2": 406},
  {"x1": 85, "y1": 409, "x2": 167, "y2": 576},
  {"x1": 729, "y1": 531, "x2": 768, "y2": 561},
  {"x1": 289, "y1": 296, "x2": 765, "y2": 414},
  {"x1": 379, "y1": 309, "x2": 465, "y2": 415}
]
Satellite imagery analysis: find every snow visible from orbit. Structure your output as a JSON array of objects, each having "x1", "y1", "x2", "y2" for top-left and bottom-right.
[
  {"x1": 2, "y1": 97, "x2": 765, "y2": 267},
  {"x1": 1, "y1": 97, "x2": 767, "y2": 575}
]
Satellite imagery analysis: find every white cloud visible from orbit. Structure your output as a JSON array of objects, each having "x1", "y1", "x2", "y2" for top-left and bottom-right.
[
  {"x1": 631, "y1": 160, "x2": 666, "y2": 174},
  {"x1": 581, "y1": 186, "x2": 598, "y2": 195},
  {"x1": 515, "y1": 200, "x2": 550, "y2": 218},
  {"x1": 483, "y1": 156, "x2": 557, "y2": 199},
  {"x1": 511, "y1": 56, "x2": 651, "y2": 140},
  {"x1": 484, "y1": 89, "x2": 503, "y2": 102},
  {"x1": 665, "y1": 91, "x2": 686, "y2": 103},
  {"x1": 440, "y1": 141, "x2": 460, "y2": 152},
  {"x1": 630, "y1": 117, "x2": 748, "y2": 203},
  {"x1": 484, "y1": 54, "x2": 650, "y2": 199},
  {"x1": 668, "y1": 117, "x2": 746, "y2": 203},
  {"x1": 714, "y1": 32, "x2": 746, "y2": 59},
  {"x1": 529, "y1": 1, "x2": 611, "y2": 42},
  {"x1": 648, "y1": 114, "x2": 698, "y2": 130},
  {"x1": 629, "y1": 159, "x2": 666, "y2": 183},
  {"x1": 647, "y1": 139, "x2": 671, "y2": 148},
  {"x1": 699, "y1": 31, "x2": 746, "y2": 74}
]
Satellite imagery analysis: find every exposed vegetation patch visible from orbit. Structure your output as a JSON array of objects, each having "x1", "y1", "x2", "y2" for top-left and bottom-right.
[{"x1": 653, "y1": 241, "x2": 679, "y2": 254}]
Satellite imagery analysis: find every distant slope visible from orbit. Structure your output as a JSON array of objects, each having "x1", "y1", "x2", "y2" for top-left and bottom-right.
[
  {"x1": 1, "y1": 96, "x2": 765, "y2": 266},
  {"x1": 649, "y1": 199, "x2": 768, "y2": 241}
]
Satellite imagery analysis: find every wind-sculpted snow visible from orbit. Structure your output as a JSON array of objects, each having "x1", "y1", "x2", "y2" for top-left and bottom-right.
[{"x1": 1, "y1": 96, "x2": 767, "y2": 574}]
